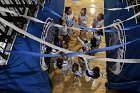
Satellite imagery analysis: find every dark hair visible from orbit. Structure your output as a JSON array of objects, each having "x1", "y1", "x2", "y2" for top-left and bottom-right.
[
  {"x1": 59, "y1": 18, "x2": 64, "y2": 25},
  {"x1": 72, "y1": 63, "x2": 79, "y2": 72},
  {"x1": 84, "y1": 40, "x2": 88, "y2": 43},
  {"x1": 56, "y1": 58, "x2": 63, "y2": 69},
  {"x1": 98, "y1": 13, "x2": 104, "y2": 20},
  {"x1": 65, "y1": 7, "x2": 71, "y2": 14},
  {"x1": 92, "y1": 66, "x2": 100, "y2": 79},
  {"x1": 81, "y1": 8, "x2": 87, "y2": 14},
  {"x1": 82, "y1": 8, "x2": 87, "y2": 12},
  {"x1": 90, "y1": 37, "x2": 97, "y2": 47},
  {"x1": 45, "y1": 46, "x2": 52, "y2": 54},
  {"x1": 97, "y1": 30, "x2": 103, "y2": 36}
]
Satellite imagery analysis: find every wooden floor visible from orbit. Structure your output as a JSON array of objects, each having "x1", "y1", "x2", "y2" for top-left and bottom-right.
[{"x1": 50, "y1": 0, "x2": 115, "y2": 93}]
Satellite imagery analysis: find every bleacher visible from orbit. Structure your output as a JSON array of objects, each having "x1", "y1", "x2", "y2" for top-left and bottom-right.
[{"x1": 0, "y1": 0, "x2": 45, "y2": 64}]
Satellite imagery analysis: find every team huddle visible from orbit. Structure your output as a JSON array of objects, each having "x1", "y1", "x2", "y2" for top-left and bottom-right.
[{"x1": 43, "y1": 6, "x2": 105, "y2": 84}]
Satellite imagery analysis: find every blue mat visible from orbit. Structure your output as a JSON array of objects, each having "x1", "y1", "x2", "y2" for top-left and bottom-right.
[
  {"x1": 0, "y1": 0, "x2": 64, "y2": 92},
  {"x1": 105, "y1": 0, "x2": 140, "y2": 92}
]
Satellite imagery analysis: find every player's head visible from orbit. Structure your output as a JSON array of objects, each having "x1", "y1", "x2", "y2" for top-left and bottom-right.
[
  {"x1": 45, "y1": 46, "x2": 52, "y2": 54},
  {"x1": 59, "y1": 18, "x2": 65, "y2": 26},
  {"x1": 72, "y1": 63, "x2": 79, "y2": 72},
  {"x1": 92, "y1": 66, "x2": 100, "y2": 79},
  {"x1": 97, "y1": 13, "x2": 104, "y2": 21},
  {"x1": 80, "y1": 8, "x2": 87, "y2": 16},
  {"x1": 65, "y1": 7, "x2": 72, "y2": 15},
  {"x1": 56, "y1": 57, "x2": 63, "y2": 69},
  {"x1": 90, "y1": 37, "x2": 97, "y2": 48}
]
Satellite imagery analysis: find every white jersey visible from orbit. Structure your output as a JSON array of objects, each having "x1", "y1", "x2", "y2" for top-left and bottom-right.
[
  {"x1": 51, "y1": 49, "x2": 61, "y2": 69},
  {"x1": 75, "y1": 71, "x2": 83, "y2": 77},
  {"x1": 94, "y1": 34, "x2": 102, "y2": 46},
  {"x1": 65, "y1": 12, "x2": 74, "y2": 27},
  {"x1": 66, "y1": 13, "x2": 74, "y2": 21},
  {"x1": 93, "y1": 17, "x2": 104, "y2": 28},
  {"x1": 77, "y1": 37, "x2": 91, "y2": 51},
  {"x1": 62, "y1": 58, "x2": 73, "y2": 75},
  {"x1": 78, "y1": 14, "x2": 88, "y2": 26},
  {"x1": 96, "y1": 20, "x2": 104, "y2": 28},
  {"x1": 62, "y1": 60, "x2": 69, "y2": 72},
  {"x1": 85, "y1": 41, "x2": 91, "y2": 50}
]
